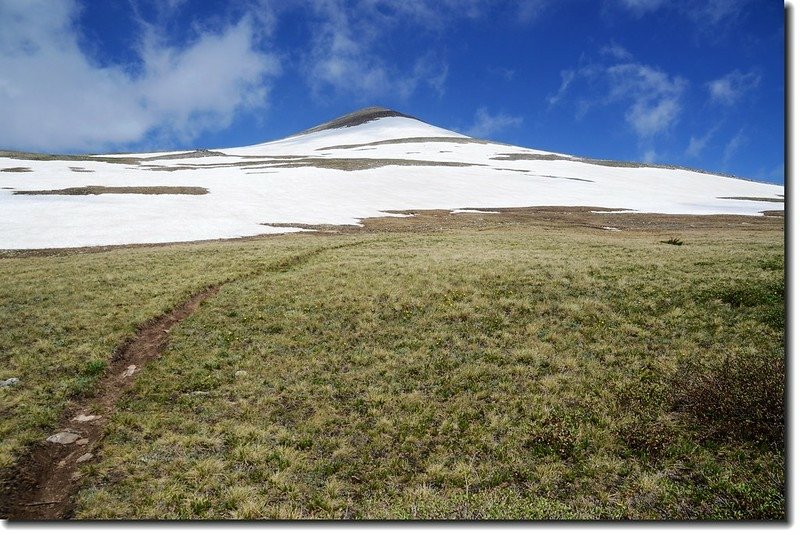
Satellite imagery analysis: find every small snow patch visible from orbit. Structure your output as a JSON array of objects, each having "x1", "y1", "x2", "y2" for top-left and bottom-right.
[
  {"x1": 601, "y1": 226, "x2": 621, "y2": 232},
  {"x1": 379, "y1": 212, "x2": 416, "y2": 218},
  {"x1": 71, "y1": 414, "x2": 101, "y2": 423},
  {"x1": 451, "y1": 209, "x2": 500, "y2": 214}
]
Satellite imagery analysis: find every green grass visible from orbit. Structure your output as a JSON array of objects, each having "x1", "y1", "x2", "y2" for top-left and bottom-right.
[
  {"x1": 0, "y1": 235, "x2": 330, "y2": 470},
  {"x1": 0, "y1": 221, "x2": 784, "y2": 519}
]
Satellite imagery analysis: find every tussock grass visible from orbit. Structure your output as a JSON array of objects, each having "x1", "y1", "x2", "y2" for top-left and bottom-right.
[
  {"x1": 0, "y1": 235, "x2": 331, "y2": 471},
  {"x1": 0, "y1": 213, "x2": 784, "y2": 519}
]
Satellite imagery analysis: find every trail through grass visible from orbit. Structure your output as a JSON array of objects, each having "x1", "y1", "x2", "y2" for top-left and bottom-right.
[{"x1": 0, "y1": 218, "x2": 784, "y2": 519}]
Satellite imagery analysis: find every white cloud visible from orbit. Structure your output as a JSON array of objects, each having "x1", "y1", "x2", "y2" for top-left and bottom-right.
[
  {"x1": 515, "y1": 0, "x2": 554, "y2": 23},
  {"x1": 548, "y1": 69, "x2": 576, "y2": 106},
  {"x1": 605, "y1": 63, "x2": 687, "y2": 138},
  {"x1": 723, "y1": 128, "x2": 747, "y2": 164},
  {"x1": 688, "y1": 0, "x2": 754, "y2": 26},
  {"x1": 617, "y1": 0, "x2": 667, "y2": 15},
  {"x1": 615, "y1": 0, "x2": 755, "y2": 31},
  {"x1": 465, "y1": 108, "x2": 523, "y2": 138},
  {"x1": 303, "y1": 0, "x2": 448, "y2": 101},
  {"x1": 549, "y1": 55, "x2": 686, "y2": 142},
  {"x1": 641, "y1": 148, "x2": 659, "y2": 163},
  {"x1": 624, "y1": 98, "x2": 681, "y2": 138},
  {"x1": 600, "y1": 43, "x2": 633, "y2": 61},
  {"x1": 0, "y1": 0, "x2": 279, "y2": 152},
  {"x1": 707, "y1": 69, "x2": 761, "y2": 106},
  {"x1": 685, "y1": 127, "x2": 717, "y2": 158}
]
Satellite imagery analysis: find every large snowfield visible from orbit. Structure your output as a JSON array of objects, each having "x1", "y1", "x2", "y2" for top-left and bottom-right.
[{"x1": 0, "y1": 109, "x2": 784, "y2": 249}]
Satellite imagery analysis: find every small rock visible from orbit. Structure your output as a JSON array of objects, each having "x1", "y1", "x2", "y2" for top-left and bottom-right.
[
  {"x1": 121, "y1": 364, "x2": 137, "y2": 378},
  {"x1": 76, "y1": 438, "x2": 90, "y2": 446},
  {"x1": 76, "y1": 452, "x2": 94, "y2": 463},
  {"x1": 191, "y1": 391, "x2": 210, "y2": 396},
  {"x1": 70, "y1": 471, "x2": 82, "y2": 482},
  {"x1": 47, "y1": 431, "x2": 80, "y2": 445},
  {"x1": 72, "y1": 414, "x2": 101, "y2": 423},
  {"x1": 235, "y1": 370, "x2": 248, "y2": 378},
  {"x1": 1, "y1": 377, "x2": 19, "y2": 388}
]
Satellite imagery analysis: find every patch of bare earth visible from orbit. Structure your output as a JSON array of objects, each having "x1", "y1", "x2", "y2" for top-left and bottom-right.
[
  {"x1": 13, "y1": 186, "x2": 208, "y2": 196},
  {"x1": 265, "y1": 206, "x2": 784, "y2": 235},
  {"x1": 0, "y1": 286, "x2": 219, "y2": 520}
]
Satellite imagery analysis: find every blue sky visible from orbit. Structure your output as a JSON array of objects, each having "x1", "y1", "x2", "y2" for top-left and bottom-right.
[{"x1": 0, "y1": 0, "x2": 786, "y2": 183}]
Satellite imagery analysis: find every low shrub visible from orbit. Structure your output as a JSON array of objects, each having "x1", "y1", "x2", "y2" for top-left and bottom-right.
[{"x1": 671, "y1": 351, "x2": 784, "y2": 448}]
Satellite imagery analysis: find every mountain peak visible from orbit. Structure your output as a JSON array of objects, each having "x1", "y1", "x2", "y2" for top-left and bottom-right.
[{"x1": 300, "y1": 107, "x2": 419, "y2": 134}]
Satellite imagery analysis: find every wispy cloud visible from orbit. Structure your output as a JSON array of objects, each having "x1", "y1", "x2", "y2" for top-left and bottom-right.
[
  {"x1": 303, "y1": 0, "x2": 449, "y2": 101},
  {"x1": 707, "y1": 69, "x2": 761, "y2": 106},
  {"x1": 615, "y1": 0, "x2": 755, "y2": 30},
  {"x1": 685, "y1": 127, "x2": 717, "y2": 158},
  {"x1": 465, "y1": 107, "x2": 523, "y2": 138},
  {"x1": 687, "y1": 0, "x2": 754, "y2": 27},
  {"x1": 600, "y1": 43, "x2": 633, "y2": 61},
  {"x1": 606, "y1": 63, "x2": 687, "y2": 138},
  {"x1": 548, "y1": 69, "x2": 577, "y2": 106},
  {"x1": 550, "y1": 53, "x2": 687, "y2": 141},
  {"x1": 0, "y1": 0, "x2": 279, "y2": 152},
  {"x1": 641, "y1": 148, "x2": 660, "y2": 163},
  {"x1": 515, "y1": 0, "x2": 555, "y2": 23},
  {"x1": 616, "y1": 0, "x2": 667, "y2": 16},
  {"x1": 723, "y1": 128, "x2": 747, "y2": 164}
]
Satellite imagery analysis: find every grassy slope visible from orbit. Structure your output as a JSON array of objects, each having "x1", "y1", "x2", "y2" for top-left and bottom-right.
[
  {"x1": 0, "y1": 236, "x2": 328, "y2": 470},
  {"x1": 0, "y1": 222, "x2": 784, "y2": 519}
]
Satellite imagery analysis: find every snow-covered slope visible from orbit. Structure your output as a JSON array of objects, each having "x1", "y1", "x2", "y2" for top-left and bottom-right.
[{"x1": 0, "y1": 107, "x2": 784, "y2": 249}]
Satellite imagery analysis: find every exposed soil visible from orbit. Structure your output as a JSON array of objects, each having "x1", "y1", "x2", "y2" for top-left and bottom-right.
[
  {"x1": 14, "y1": 186, "x2": 209, "y2": 196},
  {"x1": 315, "y1": 136, "x2": 488, "y2": 151},
  {"x1": 264, "y1": 205, "x2": 785, "y2": 235},
  {"x1": 0, "y1": 206, "x2": 784, "y2": 261},
  {"x1": 0, "y1": 285, "x2": 220, "y2": 520},
  {"x1": 298, "y1": 107, "x2": 417, "y2": 134}
]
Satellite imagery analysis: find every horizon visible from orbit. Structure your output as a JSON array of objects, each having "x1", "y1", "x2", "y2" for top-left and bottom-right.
[{"x1": 0, "y1": 0, "x2": 787, "y2": 184}]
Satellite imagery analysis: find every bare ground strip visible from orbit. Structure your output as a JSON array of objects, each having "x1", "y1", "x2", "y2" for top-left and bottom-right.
[{"x1": 0, "y1": 286, "x2": 220, "y2": 520}]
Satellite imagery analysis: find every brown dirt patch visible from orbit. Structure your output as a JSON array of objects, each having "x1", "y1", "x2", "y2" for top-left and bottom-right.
[
  {"x1": 298, "y1": 107, "x2": 417, "y2": 134},
  {"x1": 265, "y1": 206, "x2": 785, "y2": 235},
  {"x1": 14, "y1": 186, "x2": 208, "y2": 196},
  {"x1": 0, "y1": 286, "x2": 220, "y2": 520}
]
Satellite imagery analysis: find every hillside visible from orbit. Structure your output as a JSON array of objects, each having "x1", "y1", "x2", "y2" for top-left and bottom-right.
[{"x1": 0, "y1": 107, "x2": 784, "y2": 250}]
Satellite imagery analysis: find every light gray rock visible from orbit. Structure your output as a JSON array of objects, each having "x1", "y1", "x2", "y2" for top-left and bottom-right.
[
  {"x1": 47, "y1": 431, "x2": 80, "y2": 445},
  {"x1": 121, "y1": 364, "x2": 137, "y2": 378},
  {"x1": 76, "y1": 438, "x2": 90, "y2": 446},
  {"x1": 235, "y1": 370, "x2": 248, "y2": 378},
  {"x1": 76, "y1": 452, "x2": 94, "y2": 463},
  {"x1": 1, "y1": 377, "x2": 19, "y2": 388},
  {"x1": 71, "y1": 414, "x2": 101, "y2": 423}
]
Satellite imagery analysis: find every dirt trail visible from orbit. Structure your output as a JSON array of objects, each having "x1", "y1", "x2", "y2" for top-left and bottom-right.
[{"x1": 0, "y1": 286, "x2": 220, "y2": 520}]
